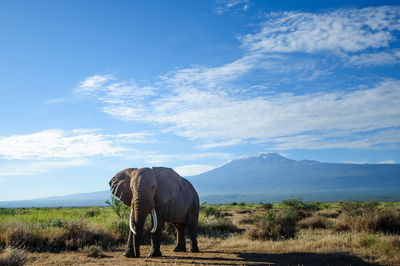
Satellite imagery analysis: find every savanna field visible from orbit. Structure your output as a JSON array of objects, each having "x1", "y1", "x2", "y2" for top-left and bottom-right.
[{"x1": 1, "y1": 198, "x2": 400, "y2": 265}]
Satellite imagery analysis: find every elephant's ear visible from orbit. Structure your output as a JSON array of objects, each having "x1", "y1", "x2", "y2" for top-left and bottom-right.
[{"x1": 109, "y1": 168, "x2": 136, "y2": 206}]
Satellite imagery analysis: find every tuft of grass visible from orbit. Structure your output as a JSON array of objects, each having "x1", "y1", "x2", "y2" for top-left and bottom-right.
[
  {"x1": 334, "y1": 208, "x2": 400, "y2": 234},
  {"x1": 339, "y1": 200, "x2": 380, "y2": 216},
  {"x1": 0, "y1": 247, "x2": 28, "y2": 266},
  {"x1": 298, "y1": 215, "x2": 330, "y2": 229},
  {"x1": 79, "y1": 245, "x2": 105, "y2": 258},
  {"x1": 198, "y1": 212, "x2": 241, "y2": 238},
  {"x1": 200, "y1": 205, "x2": 222, "y2": 218},
  {"x1": 246, "y1": 211, "x2": 297, "y2": 240}
]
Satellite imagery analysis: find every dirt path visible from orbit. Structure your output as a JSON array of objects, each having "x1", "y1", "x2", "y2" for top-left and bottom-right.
[{"x1": 27, "y1": 244, "x2": 376, "y2": 266}]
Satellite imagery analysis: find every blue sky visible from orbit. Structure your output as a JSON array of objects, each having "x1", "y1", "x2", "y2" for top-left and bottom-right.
[{"x1": 1, "y1": 0, "x2": 400, "y2": 201}]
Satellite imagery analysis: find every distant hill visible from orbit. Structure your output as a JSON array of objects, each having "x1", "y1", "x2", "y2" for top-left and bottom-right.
[
  {"x1": 188, "y1": 152, "x2": 400, "y2": 203},
  {"x1": 1, "y1": 153, "x2": 399, "y2": 207},
  {"x1": 0, "y1": 191, "x2": 111, "y2": 208}
]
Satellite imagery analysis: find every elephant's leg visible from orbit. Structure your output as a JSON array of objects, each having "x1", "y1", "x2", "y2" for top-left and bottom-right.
[
  {"x1": 187, "y1": 214, "x2": 199, "y2": 253},
  {"x1": 148, "y1": 217, "x2": 164, "y2": 257},
  {"x1": 124, "y1": 229, "x2": 135, "y2": 257},
  {"x1": 172, "y1": 223, "x2": 186, "y2": 252}
]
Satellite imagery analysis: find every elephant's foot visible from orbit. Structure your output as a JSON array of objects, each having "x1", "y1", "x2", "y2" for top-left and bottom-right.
[
  {"x1": 148, "y1": 249, "x2": 162, "y2": 257},
  {"x1": 123, "y1": 249, "x2": 135, "y2": 258},
  {"x1": 173, "y1": 244, "x2": 186, "y2": 252},
  {"x1": 189, "y1": 246, "x2": 199, "y2": 253}
]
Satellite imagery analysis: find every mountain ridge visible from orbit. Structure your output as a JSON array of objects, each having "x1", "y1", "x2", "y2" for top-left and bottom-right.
[{"x1": 1, "y1": 153, "x2": 399, "y2": 207}]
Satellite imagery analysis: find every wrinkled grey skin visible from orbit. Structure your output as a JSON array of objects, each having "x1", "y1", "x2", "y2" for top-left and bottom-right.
[{"x1": 109, "y1": 167, "x2": 199, "y2": 258}]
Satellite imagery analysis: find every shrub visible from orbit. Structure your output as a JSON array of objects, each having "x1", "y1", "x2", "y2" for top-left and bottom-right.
[
  {"x1": 298, "y1": 215, "x2": 330, "y2": 229},
  {"x1": 316, "y1": 209, "x2": 341, "y2": 218},
  {"x1": 80, "y1": 245, "x2": 105, "y2": 258},
  {"x1": 246, "y1": 211, "x2": 297, "y2": 240},
  {"x1": 375, "y1": 209, "x2": 400, "y2": 234},
  {"x1": 107, "y1": 220, "x2": 129, "y2": 242},
  {"x1": 339, "y1": 201, "x2": 379, "y2": 216},
  {"x1": 84, "y1": 209, "x2": 100, "y2": 218},
  {"x1": 198, "y1": 212, "x2": 241, "y2": 238},
  {"x1": 0, "y1": 208, "x2": 15, "y2": 216},
  {"x1": 238, "y1": 217, "x2": 256, "y2": 225},
  {"x1": 105, "y1": 196, "x2": 130, "y2": 219},
  {"x1": 259, "y1": 202, "x2": 273, "y2": 210},
  {"x1": 335, "y1": 208, "x2": 400, "y2": 234},
  {"x1": 281, "y1": 197, "x2": 319, "y2": 219},
  {"x1": 0, "y1": 248, "x2": 27, "y2": 266},
  {"x1": 200, "y1": 205, "x2": 222, "y2": 218},
  {"x1": 48, "y1": 218, "x2": 64, "y2": 227}
]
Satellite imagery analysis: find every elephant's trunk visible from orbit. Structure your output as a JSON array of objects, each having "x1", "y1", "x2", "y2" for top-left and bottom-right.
[{"x1": 132, "y1": 199, "x2": 148, "y2": 257}]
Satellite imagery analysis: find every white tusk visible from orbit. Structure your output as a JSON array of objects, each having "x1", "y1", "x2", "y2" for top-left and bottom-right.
[
  {"x1": 129, "y1": 209, "x2": 137, "y2": 235},
  {"x1": 151, "y1": 208, "x2": 157, "y2": 233}
]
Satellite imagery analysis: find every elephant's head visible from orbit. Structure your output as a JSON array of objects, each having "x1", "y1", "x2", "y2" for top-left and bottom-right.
[{"x1": 109, "y1": 168, "x2": 158, "y2": 242}]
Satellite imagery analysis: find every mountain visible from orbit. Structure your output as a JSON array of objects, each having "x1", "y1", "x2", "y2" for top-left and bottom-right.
[
  {"x1": 0, "y1": 191, "x2": 112, "y2": 208},
  {"x1": 1, "y1": 152, "x2": 399, "y2": 207},
  {"x1": 188, "y1": 152, "x2": 400, "y2": 203}
]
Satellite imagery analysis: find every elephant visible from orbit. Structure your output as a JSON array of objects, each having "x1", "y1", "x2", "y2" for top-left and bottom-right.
[{"x1": 109, "y1": 167, "x2": 200, "y2": 258}]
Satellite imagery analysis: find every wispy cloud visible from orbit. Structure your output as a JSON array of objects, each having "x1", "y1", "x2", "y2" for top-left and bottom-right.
[
  {"x1": 174, "y1": 164, "x2": 217, "y2": 176},
  {"x1": 0, "y1": 129, "x2": 153, "y2": 160},
  {"x1": 0, "y1": 159, "x2": 89, "y2": 176},
  {"x1": 75, "y1": 6, "x2": 400, "y2": 151},
  {"x1": 215, "y1": 0, "x2": 249, "y2": 15},
  {"x1": 349, "y1": 50, "x2": 400, "y2": 66},
  {"x1": 241, "y1": 6, "x2": 400, "y2": 53},
  {"x1": 377, "y1": 160, "x2": 396, "y2": 164},
  {"x1": 128, "y1": 151, "x2": 233, "y2": 165}
]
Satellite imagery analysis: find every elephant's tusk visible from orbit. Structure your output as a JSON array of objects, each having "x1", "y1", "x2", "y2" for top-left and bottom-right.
[
  {"x1": 129, "y1": 209, "x2": 137, "y2": 235},
  {"x1": 151, "y1": 208, "x2": 157, "y2": 233}
]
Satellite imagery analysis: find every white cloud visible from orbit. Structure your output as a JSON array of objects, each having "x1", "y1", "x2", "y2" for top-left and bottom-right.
[
  {"x1": 0, "y1": 159, "x2": 89, "y2": 176},
  {"x1": 74, "y1": 6, "x2": 400, "y2": 151},
  {"x1": 377, "y1": 160, "x2": 396, "y2": 164},
  {"x1": 128, "y1": 152, "x2": 233, "y2": 165},
  {"x1": 199, "y1": 139, "x2": 246, "y2": 149},
  {"x1": 342, "y1": 160, "x2": 369, "y2": 164},
  {"x1": 241, "y1": 6, "x2": 400, "y2": 53},
  {"x1": 349, "y1": 50, "x2": 400, "y2": 66},
  {"x1": 77, "y1": 70, "x2": 400, "y2": 150},
  {"x1": 174, "y1": 164, "x2": 217, "y2": 176},
  {"x1": 215, "y1": 0, "x2": 249, "y2": 15},
  {"x1": 0, "y1": 129, "x2": 153, "y2": 160}
]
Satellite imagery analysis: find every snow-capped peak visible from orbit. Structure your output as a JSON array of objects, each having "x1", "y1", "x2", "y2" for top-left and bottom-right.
[{"x1": 234, "y1": 152, "x2": 288, "y2": 161}]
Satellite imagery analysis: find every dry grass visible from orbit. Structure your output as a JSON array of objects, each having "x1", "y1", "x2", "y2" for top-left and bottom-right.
[
  {"x1": 334, "y1": 208, "x2": 400, "y2": 234},
  {"x1": 0, "y1": 247, "x2": 28, "y2": 266},
  {"x1": 218, "y1": 230, "x2": 400, "y2": 265},
  {"x1": 298, "y1": 215, "x2": 331, "y2": 229},
  {"x1": 246, "y1": 212, "x2": 297, "y2": 240}
]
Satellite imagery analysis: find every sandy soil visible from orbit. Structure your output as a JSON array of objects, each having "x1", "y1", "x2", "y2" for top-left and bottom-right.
[{"x1": 26, "y1": 243, "x2": 377, "y2": 266}]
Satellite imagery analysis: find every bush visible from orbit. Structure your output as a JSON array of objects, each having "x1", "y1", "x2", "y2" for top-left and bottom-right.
[
  {"x1": 298, "y1": 215, "x2": 330, "y2": 229},
  {"x1": 80, "y1": 245, "x2": 105, "y2": 258},
  {"x1": 335, "y1": 208, "x2": 400, "y2": 234},
  {"x1": 0, "y1": 248, "x2": 27, "y2": 266},
  {"x1": 105, "y1": 196, "x2": 130, "y2": 219},
  {"x1": 200, "y1": 205, "x2": 222, "y2": 218},
  {"x1": 246, "y1": 211, "x2": 297, "y2": 240},
  {"x1": 198, "y1": 212, "x2": 241, "y2": 238},
  {"x1": 316, "y1": 209, "x2": 341, "y2": 218},
  {"x1": 84, "y1": 209, "x2": 100, "y2": 218},
  {"x1": 0, "y1": 208, "x2": 15, "y2": 216},
  {"x1": 259, "y1": 202, "x2": 273, "y2": 210},
  {"x1": 339, "y1": 201, "x2": 379, "y2": 216},
  {"x1": 281, "y1": 197, "x2": 320, "y2": 219}
]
